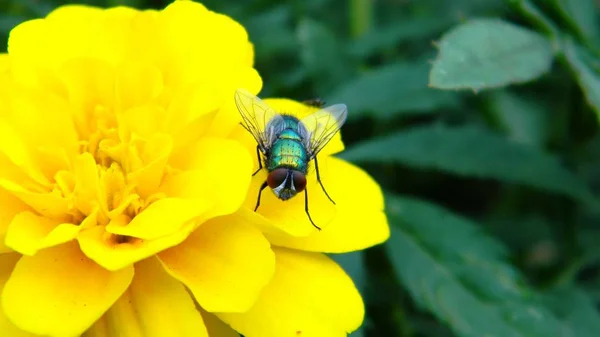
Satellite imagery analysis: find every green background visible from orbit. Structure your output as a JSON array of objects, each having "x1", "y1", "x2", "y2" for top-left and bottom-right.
[{"x1": 3, "y1": 0, "x2": 600, "y2": 336}]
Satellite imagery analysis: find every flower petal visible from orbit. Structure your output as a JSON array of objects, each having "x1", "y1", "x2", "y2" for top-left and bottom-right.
[
  {"x1": 115, "y1": 63, "x2": 163, "y2": 113},
  {"x1": 1, "y1": 241, "x2": 133, "y2": 336},
  {"x1": 158, "y1": 1, "x2": 254, "y2": 84},
  {"x1": 81, "y1": 317, "x2": 110, "y2": 337},
  {"x1": 217, "y1": 248, "x2": 364, "y2": 337},
  {"x1": 244, "y1": 156, "x2": 387, "y2": 239},
  {"x1": 165, "y1": 137, "x2": 253, "y2": 218},
  {"x1": 73, "y1": 153, "x2": 101, "y2": 215},
  {"x1": 159, "y1": 216, "x2": 275, "y2": 313},
  {"x1": 0, "y1": 188, "x2": 30, "y2": 254},
  {"x1": 58, "y1": 58, "x2": 116, "y2": 138},
  {"x1": 263, "y1": 158, "x2": 390, "y2": 252},
  {"x1": 78, "y1": 220, "x2": 196, "y2": 271},
  {"x1": 127, "y1": 133, "x2": 173, "y2": 199},
  {"x1": 200, "y1": 308, "x2": 240, "y2": 337},
  {"x1": 4, "y1": 211, "x2": 81, "y2": 256},
  {"x1": 8, "y1": 87, "x2": 78, "y2": 173},
  {"x1": 0, "y1": 253, "x2": 37, "y2": 337},
  {"x1": 106, "y1": 197, "x2": 212, "y2": 240},
  {"x1": 244, "y1": 156, "x2": 361, "y2": 237},
  {"x1": 86, "y1": 257, "x2": 208, "y2": 337},
  {"x1": 0, "y1": 178, "x2": 69, "y2": 221},
  {"x1": 0, "y1": 120, "x2": 49, "y2": 186},
  {"x1": 269, "y1": 208, "x2": 389, "y2": 253}
]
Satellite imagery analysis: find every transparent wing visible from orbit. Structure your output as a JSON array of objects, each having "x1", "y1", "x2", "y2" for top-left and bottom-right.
[
  {"x1": 298, "y1": 104, "x2": 348, "y2": 159},
  {"x1": 234, "y1": 88, "x2": 285, "y2": 153}
]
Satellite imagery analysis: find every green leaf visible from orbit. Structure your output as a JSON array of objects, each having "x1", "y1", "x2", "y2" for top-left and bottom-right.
[
  {"x1": 508, "y1": 0, "x2": 561, "y2": 43},
  {"x1": 429, "y1": 19, "x2": 554, "y2": 91},
  {"x1": 244, "y1": 6, "x2": 296, "y2": 60},
  {"x1": 348, "y1": 17, "x2": 454, "y2": 58},
  {"x1": 331, "y1": 252, "x2": 366, "y2": 337},
  {"x1": 487, "y1": 90, "x2": 549, "y2": 147},
  {"x1": 542, "y1": 287, "x2": 600, "y2": 336},
  {"x1": 341, "y1": 124, "x2": 594, "y2": 203},
  {"x1": 328, "y1": 62, "x2": 460, "y2": 120},
  {"x1": 563, "y1": 37, "x2": 600, "y2": 121},
  {"x1": 551, "y1": 0, "x2": 600, "y2": 47},
  {"x1": 385, "y1": 194, "x2": 597, "y2": 337},
  {"x1": 297, "y1": 18, "x2": 351, "y2": 93}
]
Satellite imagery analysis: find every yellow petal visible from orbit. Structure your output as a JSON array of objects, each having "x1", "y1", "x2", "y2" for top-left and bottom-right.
[
  {"x1": 205, "y1": 68, "x2": 263, "y2": 138},
  {"x1": 1, "y1": 241, "x2": 134, "y2": 336},
  {"x1": 242, "y1": 161, "x2": 336, "y2": 237},
  {"x1": 8, "y1": 87, "x2": 78, "y2": 174},
  {"x1": 58, "y1": 58, "x2": 116, "y2": 138},
  {"x1": 106, "y1": 197, "x2": 212, "y2": 240},
  {"x1": 244, "y1": 156, "x2": 386, "y2": 238},
  {"x1": 159, "y1": 216, "x2": 275, "y2": 312},
  {"x1": 166, "y1": 84, "x2": 222, "y2": 140},
  {"x1": 200, "y1": 308, "x2": 239, "y2": 337},
  {"x1": 0, "y1": 253, "x2": 38, "y2": 337},
  {"x1": 0, "y1": 179, "x2": 69, "y2": 221},
  {"x1": 217, "y1": 248, "x2": 364, "y2": 337},
  {"x1": 73, "y1": 152, "x2": 101, "y2": 217},
  {"x1": 127, "y1": 133, "x2": 173, "y2": 199},
  {"x1": 0, "y1": 120, "x2": 49, "y2": 186},
  {"x1": 115, "y1": 63, "x2": 163, "y2": 113},
  {"x1": 264, "y1": 158, "x2": 389, "y2": 252},
  {"x1": 4, "y1": 211, "x2": 80, "y2": 256},
  {"x1": 165, "y1": 137, "x2": 252, "y2": 218},
  {"x1": 81, "y1": 316, "x2": 110, "y2": 337},
  {"x1": 158, "y1": 1, "x2": 253, "y2": 84},
  {"x1": 120, "y1": 106, "x2": 168, "y2": 140},
  {"x1": 86, "y1": 257, "x2": 208, "y2": 337},
  {"x1": 78, "y1": 220, "x2": 196, "y2": 271},
  {"x1": 0, "y1": 188, "x2": 30, "y2": 254},
  {"x1": 270, "y1": 208, "x2": 389, "y2": 253}
]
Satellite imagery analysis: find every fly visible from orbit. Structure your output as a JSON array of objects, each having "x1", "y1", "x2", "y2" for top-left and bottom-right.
[{"x1": 234, "y1": 88, "x2": 348, "y2": 230}]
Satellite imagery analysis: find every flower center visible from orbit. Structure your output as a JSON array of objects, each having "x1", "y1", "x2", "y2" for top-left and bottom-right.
[{"x1": 51, "y1": 102, "x2": 171, "y2": 234}]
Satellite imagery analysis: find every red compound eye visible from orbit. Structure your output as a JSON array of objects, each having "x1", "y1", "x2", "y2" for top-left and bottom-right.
[
  {"x1": 267, "y1": 168, "x2": 288, "y2": 189},
  {"x1": 292, "y1": 171, "x2": 306, "y2": 192}
]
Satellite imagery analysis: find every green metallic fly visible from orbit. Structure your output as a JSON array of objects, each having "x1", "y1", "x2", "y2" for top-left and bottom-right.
[{"x1": 234, "y1": 88, "x2": 348, "y2": 230}]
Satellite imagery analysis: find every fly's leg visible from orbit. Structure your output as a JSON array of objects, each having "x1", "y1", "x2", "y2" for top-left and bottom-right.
[
  {"x1": 314, "y1": 156, "x2": 335, "y2": 205},
  {"x1": 304, "y1": 187, "x2": 322, "y2": 231},
  {"x1": 252, "y1": 145, "x2": 263, "y2": 176},
  {"x1": 254, "y1": 181, "x2": 268, "y2": 211}
]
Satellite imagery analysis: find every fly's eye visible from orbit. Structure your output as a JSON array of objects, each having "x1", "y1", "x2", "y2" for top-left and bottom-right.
[
  {"x1": 267, "y1": 168, "x2": 288, "y2": 189},
  {"x1": 292, "y1": 171, "x2": 307, "y2": 192}
]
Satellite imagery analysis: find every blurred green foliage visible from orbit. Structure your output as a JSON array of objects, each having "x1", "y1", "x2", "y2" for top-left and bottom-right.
[{"x1": 3, "y1": 0, "x2": 600, "y2": 336}]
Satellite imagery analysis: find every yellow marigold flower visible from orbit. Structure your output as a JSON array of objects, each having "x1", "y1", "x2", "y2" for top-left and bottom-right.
[{"x1": 0, "y1": 1, "x2": 389, "y2": 337}]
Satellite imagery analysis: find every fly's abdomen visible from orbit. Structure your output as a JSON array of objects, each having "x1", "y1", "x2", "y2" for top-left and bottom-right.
[{"x1": 268, "y1": 138, "x2": 308, "y2": 173}]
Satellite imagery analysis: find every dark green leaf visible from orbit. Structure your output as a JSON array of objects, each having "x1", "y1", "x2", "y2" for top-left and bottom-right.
[
  {"x1": 429, "y1": 19, "x2": 554, "y2": 91},
  {"x1": 508, "y1": 0, "x2": 561, "y2": 43},
  {"x1": 297, "y1": 18, "x2": 351, "y2": 93},
  {"x1": 348, "y1": 17, "x2": 454, "y2": 58},
  {"x1": 487, "y1": 90, "x2": 549, "y2": 147},
  {"x1": 563, "y1": 37, "x2": 600, "y2": 121},
  {"x1": 551, "y1": 0, "x2": 600, "y2": 47},
  {"x1": 244, "y1": 6, "x2": 296, "y2": 60},
  {"x1": 385, "y1": 194, "x2": 595, "y2": 337},
  {"x1": 328, "y1": 62, "x2": 460, "y2": 120},
  {"x1": 542, "y1": 287, "x2": 600, "y2": 336},
  {"x1": 341, "y1": 124, "x2": 594, "y2": 203}
]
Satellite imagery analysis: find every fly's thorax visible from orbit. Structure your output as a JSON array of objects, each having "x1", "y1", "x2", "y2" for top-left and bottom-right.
[{"x1": 267, "y1": 138, "x2": 308, "y2": 173}]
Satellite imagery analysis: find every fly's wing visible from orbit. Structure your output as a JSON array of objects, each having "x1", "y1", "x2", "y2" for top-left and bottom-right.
[
  {"x1": 234, "y1": 88, "x2": 285, "y2": 153},
  {"x1": 298, "y1": 104, "x2": 348, "y2": 159}
]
